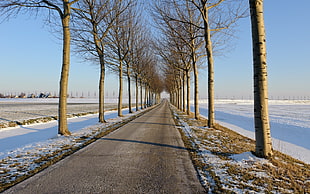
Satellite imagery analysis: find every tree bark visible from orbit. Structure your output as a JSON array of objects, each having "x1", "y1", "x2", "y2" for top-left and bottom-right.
[
  {"x1": 182, "y1": 72, "x2": 186, "y2": 112},
  {"x1": 127, "y1": 65, "x2": 132, "y2": 113},
  {"x1": 58, "y1": 0, "x2": 71, "y2": 136},
  {"x1": 135, "y1": 75, "x2": 139, "y2": 111},
  {"x1": 91, "y1": 16, "x2": 106, "y2": 123},
  {"x1": 202, "y1": 6, "x2": 215, "y2": 127},
  {"x1": 144, "y1": 84, "x2": 147, "y2": 108},
  {"x1": 140, "y1": 80, "x2": 143, "y2": 109},
  {"x1": 249, "y1": 0, "x2": 273, "y2": 158},
  {"x1": 186, "y1": 70, "x2": 191, "y2": 115},
  {"x1": 98, "y1": 58, "x2": 105, "y2": 123},
  {"x1": 118, "y1": 61, "x2": 123, "y2": 117}
]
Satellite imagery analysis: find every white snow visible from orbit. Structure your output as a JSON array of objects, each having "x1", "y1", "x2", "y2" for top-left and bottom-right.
[
  {"x1": 196, "y1": 99, "x2": 310, "y2": 164},
  {"x1": 0, "y1": 105, "x2": 130, "y2": 160}
]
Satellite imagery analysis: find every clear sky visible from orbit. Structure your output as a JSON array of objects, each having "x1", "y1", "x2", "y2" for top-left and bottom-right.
[{"x1": 0, "y1": 1, "x2": 309, "y2": 99}]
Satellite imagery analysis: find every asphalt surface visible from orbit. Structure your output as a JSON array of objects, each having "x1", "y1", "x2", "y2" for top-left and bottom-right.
[{"x1": 4, "y1": 100, "x2": 206, "y2": 193}]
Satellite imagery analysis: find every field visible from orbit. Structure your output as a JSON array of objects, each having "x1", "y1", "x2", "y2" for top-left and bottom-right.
[{"x1": 198, "y1": 99, "x2": 310, "y2": 164}]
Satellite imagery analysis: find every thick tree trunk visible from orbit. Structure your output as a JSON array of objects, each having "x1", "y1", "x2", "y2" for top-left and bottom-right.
[
  {"x1": 202, "y1": 7, "x2": 215, "y2": 127},
  {"x1": 58, "y1": 1, "x2": 71, "y2": 136},
  {"x1": 249, "y1": 0, "x2": 273, "y2": 158},
  {"x1": 98, "y1": 59, "x2": 105, "y2": 123},
  {"x1": 118, "y1": 61, "x2": 123, "y2": 117}
]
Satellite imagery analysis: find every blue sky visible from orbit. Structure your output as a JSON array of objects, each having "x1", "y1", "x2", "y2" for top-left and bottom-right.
[{"x1": 0, "y1": 1, "x2": 309, "y2": 99}]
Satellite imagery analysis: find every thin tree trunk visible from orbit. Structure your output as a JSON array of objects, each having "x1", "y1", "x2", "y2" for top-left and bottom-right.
[
  {"x1": 91, "y1": 18, "x2": 106, "y2": 123},
  {"x1": 186, "y1": 70, "x2": 191, "y2": 115},
  {"x1": 58, "y1": 1, "x2": 71, "y2": 136},
  {"x1": 135, "y1": 75, "x2": 139, "y2": 111},
  {"x1": 140, "y1": 81, "x2": 143, "y2": 109},
  {"x1": 193, "y1": 61, "x2": 200, "y2": 119},
  {"x1": 118, "y1": 61, "x2": 123, "y2": 117},
  {"x1": 249, "y1": 0, "x2": 273, "y2": 158},
  {"x1": 127, "y1": 65, "x2": 132, "y2": 113},
  {"x1": 182, "y1": 72, "x2": 186, "y2": 112},
  {"x1": 144, "y1": 84, "x2": 147, "y2": 108},
  {"x1": 202, "y1": 7, "x2": 215, "y2": 127}
]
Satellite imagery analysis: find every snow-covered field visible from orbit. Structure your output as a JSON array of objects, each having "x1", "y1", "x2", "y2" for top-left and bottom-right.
[
  {"x1": 197, "y1": 99, "x2": 310, "y2": 164},
  {"x1": 0, "y1": 98, "x2": 116, "y2": 123},
  {"x1": 0, "y1": 97, "x2": 133, "y2": 160}
]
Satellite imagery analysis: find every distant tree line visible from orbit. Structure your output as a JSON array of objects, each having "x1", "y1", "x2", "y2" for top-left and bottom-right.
[
  {"x1": 1, "y1": 0, "x2": 273, "y2": 158},
  {"x1": 0, "y1": 92, "x2": 56, "y2": 98}
]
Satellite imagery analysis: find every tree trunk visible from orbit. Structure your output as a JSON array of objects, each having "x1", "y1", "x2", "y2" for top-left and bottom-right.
[
  {"x1": 118, "y1": 61, "x2": 123, "y2": 117},
  {"x1": 127, "y1": 65, "x2": 132, "y2": 113},
  {"x1": 58, "y1": 1, "x2": 71, "y2": 136},
  {"x1": 182, "y1": 72, "x2": 186, "y2": 112},
  {"x1": 140, "y1": 80, "x2": 143, "y2": 109},
  {"x1": 135, "y1": 75, "x2": 139, "y2": 111},
  {"x1": 186, "y1": 70, "x2": 191, "y2": 115},
  {"x1": 249, "y1": 0, "x2": 273, "y2": 158},
  {"x1": 202, "y1": 7, "x2": 215, "y2": 127},
  {"x1": 98, "y1": 58, "x2": 105, "y2": 123},
  {"x1": 193, "y1": 61, "x2": 200, "y2": 119},
  {"x1": 91, "y1": 19, "x2": 105, "y2": 123},
  {"x1": 144, "y1": 84, "x2": 147, "y2": 108}
]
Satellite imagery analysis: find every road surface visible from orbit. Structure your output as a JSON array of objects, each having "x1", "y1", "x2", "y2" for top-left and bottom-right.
[{"x1": 4, "y1": 100, "x2": 206, "y2": 193}]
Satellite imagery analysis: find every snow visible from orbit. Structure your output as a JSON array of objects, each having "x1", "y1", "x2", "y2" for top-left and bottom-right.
[
  {"x1": 0, "y1": 108, "x2": 130, "y2": 160},
  {"x1": 197, "y1": 99, "x2": 310, "y2": 164}
]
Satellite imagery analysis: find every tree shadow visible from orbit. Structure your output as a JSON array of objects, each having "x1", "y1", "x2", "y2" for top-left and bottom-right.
[
  {"x1": 129, "y1": 121, "x2": 174, "y2": 127},
  {"x1": 100, "y1": 137, "x2": 195, "y2": 152}
]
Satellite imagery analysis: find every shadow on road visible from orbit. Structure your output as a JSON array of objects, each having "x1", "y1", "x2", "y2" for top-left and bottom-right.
[{"x1": 100, "y1": 137, "x2": 194, "y2": 151}]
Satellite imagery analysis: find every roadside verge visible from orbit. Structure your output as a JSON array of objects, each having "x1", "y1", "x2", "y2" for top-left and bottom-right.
[{"x1": 170, "y1": 104, "x2": 309, "y2": 193}]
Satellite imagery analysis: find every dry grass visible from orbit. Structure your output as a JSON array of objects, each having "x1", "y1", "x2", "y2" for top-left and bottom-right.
[{"x1": 171, "y1": 107, "x2": 310, "y2": 193}]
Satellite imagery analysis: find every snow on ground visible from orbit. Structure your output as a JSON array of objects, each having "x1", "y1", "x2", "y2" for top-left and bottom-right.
[
  {"x1": 196, "y1": 99, "x2": 310, "y2": 164},
  {"x1": 0, "y1": 108, "x2": 131, "y2": 160}
]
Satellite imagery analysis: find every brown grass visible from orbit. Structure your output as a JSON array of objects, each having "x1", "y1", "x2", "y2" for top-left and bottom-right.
[{"x1": 171, "y1": 106, "x2": 310, "y2": 193}]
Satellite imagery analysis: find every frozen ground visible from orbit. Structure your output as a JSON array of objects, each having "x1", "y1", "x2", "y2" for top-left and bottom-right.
[{"x1": 197, "y1": 99, "x2": 310, "y2": 164}]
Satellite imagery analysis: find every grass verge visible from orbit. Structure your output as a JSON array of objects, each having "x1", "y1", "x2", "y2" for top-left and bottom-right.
[{"x1": 170, "y1": 105, "x2": 310, "y2": 193}]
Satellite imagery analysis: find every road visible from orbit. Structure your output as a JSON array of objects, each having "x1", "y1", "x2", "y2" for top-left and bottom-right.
[{"x1": 4, "y1": 100, "x2": 206, "y2": 193}]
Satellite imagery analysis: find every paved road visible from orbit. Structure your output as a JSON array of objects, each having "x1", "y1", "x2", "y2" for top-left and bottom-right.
[{"x1": 4, "y1": 100, "x2": 206, "y2": 193}]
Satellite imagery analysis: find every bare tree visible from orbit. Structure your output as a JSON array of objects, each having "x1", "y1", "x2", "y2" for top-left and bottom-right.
[
  {"x1": 106, "y1": 1, "x2": 134, "y2": 117},
  {"x1": 184, "y1": 0, "x2": 247, "y2": 127},
  {"x1": 0, "y1": 0, "x2": 81, "y2": 136},
  {"x1": 123, "y1": 6, "x2": 142, "y2": 113},
  {"x1": 72, "y1": 0, "x2": 128, "y2": 122},
  {"x1": 249, "y1": 0, "x2": 273, "y2": 158}
]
